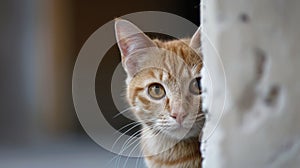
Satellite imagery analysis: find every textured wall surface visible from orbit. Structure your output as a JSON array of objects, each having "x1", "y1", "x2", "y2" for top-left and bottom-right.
[{"x1": 201, "y1": 0, "x2": 300, "y2": 167}]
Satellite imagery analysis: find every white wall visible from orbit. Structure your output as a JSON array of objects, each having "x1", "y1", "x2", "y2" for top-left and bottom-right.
[{"x1": 201, "y1": 0, "x2": 300, "y2": 167}]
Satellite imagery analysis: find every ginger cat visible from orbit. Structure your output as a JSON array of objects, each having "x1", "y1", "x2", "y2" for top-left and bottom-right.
[{"x1": 115, "y1": 19, "x2": 204, "y2": 168}]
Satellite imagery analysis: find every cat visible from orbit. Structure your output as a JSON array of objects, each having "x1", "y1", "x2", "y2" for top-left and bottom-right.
[{"x1": 115, "y1": 19, "x2": 204, "y2": 168}]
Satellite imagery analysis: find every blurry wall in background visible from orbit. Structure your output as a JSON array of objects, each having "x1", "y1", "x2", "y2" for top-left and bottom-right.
[
  {"x1": 0, "y1": 0, "x2": 76, "y2": 145},
  {"x1": 0, "y1": 0, "x2": 39, "y2": 145}
]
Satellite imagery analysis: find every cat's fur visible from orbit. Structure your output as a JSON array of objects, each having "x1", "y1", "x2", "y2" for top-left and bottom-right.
[{"x1": 115, "y1": 19, "x2": 204, "y2": 168}]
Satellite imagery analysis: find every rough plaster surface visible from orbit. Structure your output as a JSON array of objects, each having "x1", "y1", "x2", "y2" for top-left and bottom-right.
[{"x1": 201, "y1": 0, "x2": 300, "y2": 167}]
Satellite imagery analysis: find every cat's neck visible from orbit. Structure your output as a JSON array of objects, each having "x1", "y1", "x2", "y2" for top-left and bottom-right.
[{"x1": 141, "y1": 128, "x2": 202, "y2": 167}]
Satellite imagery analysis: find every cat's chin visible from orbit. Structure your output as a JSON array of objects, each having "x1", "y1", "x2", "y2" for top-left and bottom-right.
[{"x1": 160, "y1": 126, "x2": 200, "y2": 140}]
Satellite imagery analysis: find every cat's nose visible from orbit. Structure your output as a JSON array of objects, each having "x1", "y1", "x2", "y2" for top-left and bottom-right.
[{"x1": 170, "y1": 112, "x2": 187, "y2": 124}]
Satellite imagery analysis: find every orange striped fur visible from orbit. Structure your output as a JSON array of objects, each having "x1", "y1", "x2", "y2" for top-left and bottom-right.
[{"x1": 115, "y1": 19, "x2": 203, "y2": 168}]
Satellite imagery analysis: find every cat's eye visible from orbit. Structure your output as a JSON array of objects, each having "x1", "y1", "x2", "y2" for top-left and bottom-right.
[
  {"x1": 189, "y1": 77, "x2": 201, "y2": 95},
  {"x1": 148, "y1": 83, "x2": 166, "y2": 100}
]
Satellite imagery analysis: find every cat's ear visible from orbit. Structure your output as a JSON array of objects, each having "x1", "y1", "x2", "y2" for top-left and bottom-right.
[
  {"x1": 115, "y1": 19, "x2": 156, "y2": 77},
  {"x1": 189, "y1": 27, "x2": 201, "y2": 50}
]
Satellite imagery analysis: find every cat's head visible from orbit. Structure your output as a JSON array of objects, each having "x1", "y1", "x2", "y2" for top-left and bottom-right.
[{"x1": 115, "y1": 19, "x2": 204, "y2": 140}]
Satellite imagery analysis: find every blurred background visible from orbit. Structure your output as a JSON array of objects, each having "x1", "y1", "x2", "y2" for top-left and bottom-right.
[{"x1": 0, "y1": 0, "x2": 200, "y2": 167}]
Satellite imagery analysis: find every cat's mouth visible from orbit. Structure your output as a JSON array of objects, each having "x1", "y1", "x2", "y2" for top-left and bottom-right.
[
  {"x1": 163, "y1": 127, "x2": 200, "y2": 140},
  {"x1": 154, "y1": 122, "x2": 201, "y2": 140}
]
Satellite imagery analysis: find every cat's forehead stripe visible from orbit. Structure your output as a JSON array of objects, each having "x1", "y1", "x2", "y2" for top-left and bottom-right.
[
  {"x1": 148, "y1": 70, "x2": 156, "y2": 79},
  {"x1": 159, "y1": 71, "x2": 163, "y2": 81}
]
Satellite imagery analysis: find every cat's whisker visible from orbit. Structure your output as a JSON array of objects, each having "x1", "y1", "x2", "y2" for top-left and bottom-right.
[
  {"x1": 123, "y1": 128, "x2": 164, "y2": 168},
  {"x1": 134, "y1": 154, "x2": 143, "y2": 168},
  {"x1": 137, "y1": 131, "x2": 156, "y2": 162},
  {"x1": 113, "y1": 121, "x2": 141, "y2": 135},
  {"x1": 111, "y1": 121, "x2": 143, "y2": 151},
  {"x1": 135, "y1": 138, "x2": 149, "y2": 168},
  {"x1": 113, "y1": 118, "x2": 155, "y2": 141},
  {"x1": 155, "y1": 122, "x2": 170, "y2": 125},
  {"x1": 113, "y1": 128, "x2": 144, "y2": 165},
  {"x1": 118, "y1": 127, "x2": 151, "y2": 155},
  {"x1": 116, "y1": 133, "x2": 142, "y2": 167},
  {"x1": 121, "y1": 127, "x2": 152, "y2": 151},
  {"x1": 155, "y1": 124, "x2": 172, "y2": 127},
  {"x1": 116, "y1": 127, "x2": 155, "y2": 166},
  {"x1": 103, "y1": 154, "x2": 117, "y2": 167},
  {"x1": 122, "y1": 140, "x2": 142, "y2": 168},
  {"x1": 138, "y1": 118, "x2": 157, "y2": 122},
  {"x1": 143, "y1": 130, "x2": 159, "y2": 139},
  {"x1": 113, "y1": 107, "x2": 134, "y2": 118}
]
